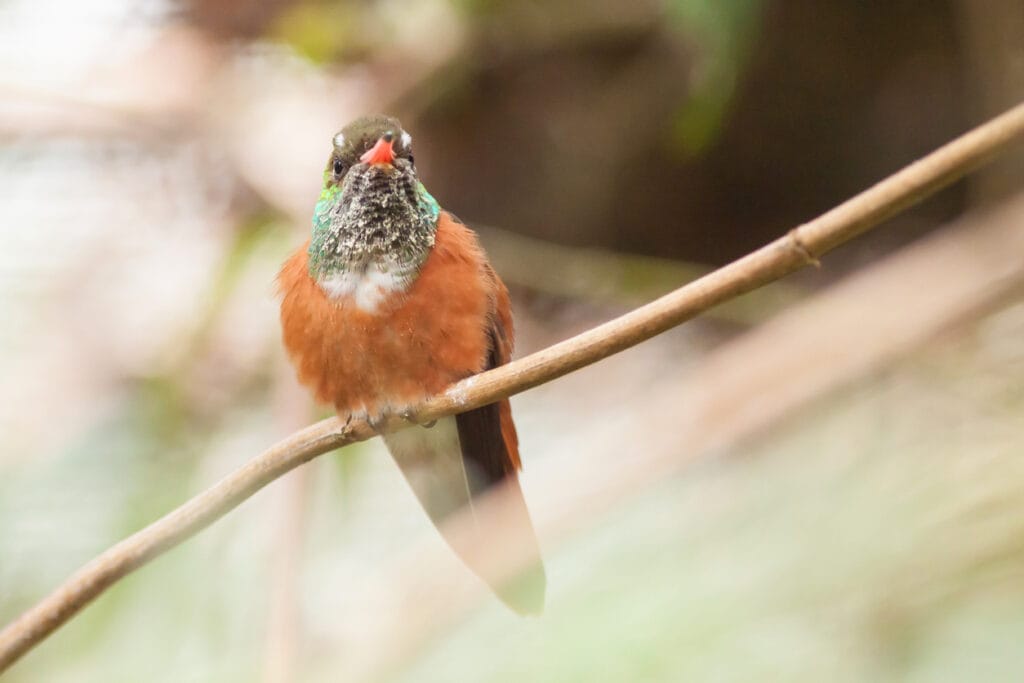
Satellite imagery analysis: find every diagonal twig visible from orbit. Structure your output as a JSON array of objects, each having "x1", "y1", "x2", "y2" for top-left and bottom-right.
[{"x1": 1, "y1": 101, "x2": 1023, "y2": 674}]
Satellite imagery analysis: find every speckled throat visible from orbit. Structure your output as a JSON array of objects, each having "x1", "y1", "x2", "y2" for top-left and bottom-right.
[{"x1": 308, "y1": 163, "x2": 439, "y2": 284}]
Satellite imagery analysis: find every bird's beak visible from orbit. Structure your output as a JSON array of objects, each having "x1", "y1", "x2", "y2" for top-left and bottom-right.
[{"x1": 360, "y1": 131, "x2": 396, "y2": 166}]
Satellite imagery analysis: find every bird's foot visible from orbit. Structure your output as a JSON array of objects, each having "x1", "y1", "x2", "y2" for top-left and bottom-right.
[
  {"x1": 366, "y1": 412, "x2": 389, "y2": 432},
  {"x1": 399, "y1": 407, "x2": 436, "y2": 428},
  {"x1": 340, "y1": 413, "x2": 354, "y2": 435}
]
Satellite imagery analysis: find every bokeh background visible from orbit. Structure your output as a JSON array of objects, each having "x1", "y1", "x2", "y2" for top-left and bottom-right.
[{"x1": 2, "y1": 0, "x2": 1024, "y2": 681}]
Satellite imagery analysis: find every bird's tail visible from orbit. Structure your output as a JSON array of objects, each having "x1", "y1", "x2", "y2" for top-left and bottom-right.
[{"x1": 383, "y1": 415, "x2": 546, "y2": 614}]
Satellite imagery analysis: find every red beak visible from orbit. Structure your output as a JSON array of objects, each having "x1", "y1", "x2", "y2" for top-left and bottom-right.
[{"x1": 360, "y1": 132, "x2": 396, "y2": 165}]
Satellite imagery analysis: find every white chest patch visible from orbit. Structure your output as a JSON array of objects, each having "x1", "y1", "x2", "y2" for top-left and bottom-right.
[{"x1": 318, "y1": 261, "x2": 412, "y2": 313}]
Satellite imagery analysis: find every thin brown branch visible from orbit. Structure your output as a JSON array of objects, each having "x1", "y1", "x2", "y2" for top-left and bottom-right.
[
  {"x1": 475, "y1": 223, "x2": 805, "y2": 323},
  {"x1": 2, "y1": 101, "x2": 1023, "y2": 674}
]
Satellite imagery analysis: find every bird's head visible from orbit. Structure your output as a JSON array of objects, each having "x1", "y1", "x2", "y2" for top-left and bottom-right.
[{"x1": 308, "y1": 115, "x2": 440, "y2": 278}]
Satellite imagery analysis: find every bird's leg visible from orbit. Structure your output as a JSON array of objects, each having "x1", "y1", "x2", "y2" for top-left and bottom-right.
[
  {"x1": 360, "y1": 405, "x2": 436, "y2": 432},
  {"x1": 366, "y1": 412, "x2": 389, "y2": 433},
  {"x1": 361, "y1": 407, "x2": 427, "y2": 433},
  {"x1": 399, "y1": 406, "x2": 436, "y2": 428}
]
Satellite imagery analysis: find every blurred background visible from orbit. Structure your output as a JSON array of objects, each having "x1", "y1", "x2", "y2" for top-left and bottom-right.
[{"x1": 1, "y1": 0, "x2": 1023, "y2": 680}]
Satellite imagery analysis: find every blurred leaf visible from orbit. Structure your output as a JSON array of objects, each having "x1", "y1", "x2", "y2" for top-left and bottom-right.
[
  {"x1": 667, "y1": 0, "x2": 765, "y2": 155},
  {"x1": 273, "y1": 2, "x2": 360, "y2": 64}
]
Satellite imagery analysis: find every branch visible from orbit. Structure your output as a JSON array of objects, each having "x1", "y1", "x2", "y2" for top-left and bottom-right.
[
  {"x1": 474, "y1": 223, "x2": 804, "y2": 324},
  {"x1": 2, "y1": 101, "x2": 1024, "y2": 674}
]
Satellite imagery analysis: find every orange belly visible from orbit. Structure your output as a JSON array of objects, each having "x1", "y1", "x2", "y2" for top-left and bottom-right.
[{"x1": 277, "y1": 212, "x2": 493, "y2": 420}]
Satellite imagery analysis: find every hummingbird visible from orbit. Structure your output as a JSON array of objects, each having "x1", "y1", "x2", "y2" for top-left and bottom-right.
[{"x1": 277, "y1": 115, "x2": 545, "y2": 614}]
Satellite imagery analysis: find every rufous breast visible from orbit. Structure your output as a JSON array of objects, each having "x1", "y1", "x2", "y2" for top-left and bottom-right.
[{"x1": 278, "y1": 212, "x2": 494, "y2": 420}]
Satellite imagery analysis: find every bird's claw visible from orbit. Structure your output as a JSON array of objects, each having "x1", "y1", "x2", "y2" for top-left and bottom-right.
[
  {"x1": 367, "y1": 413, "x2": 388, "y2": 432},
  {"x1": 340, "y1": 413, "x2": 355, "y2": 435},
  {"x1": 399, "y1": 407, "x2": 436, "y2": 428}
]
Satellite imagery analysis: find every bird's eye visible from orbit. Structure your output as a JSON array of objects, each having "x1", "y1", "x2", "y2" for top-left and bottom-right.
[
  {"x1": 407, "y1": 153, "x2": 415, "y2": 166},
  {"x1": 333, "y1": 158, "x2": 346, "y2": 176}
]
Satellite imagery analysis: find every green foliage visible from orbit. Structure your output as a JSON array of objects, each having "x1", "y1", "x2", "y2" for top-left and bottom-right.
[
  {"x1": 272, "y1": 2, "x2": 360, "y2": 64},
  {"x1": 667, "y1": 0, "x2": 765, "y2": 155}
]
